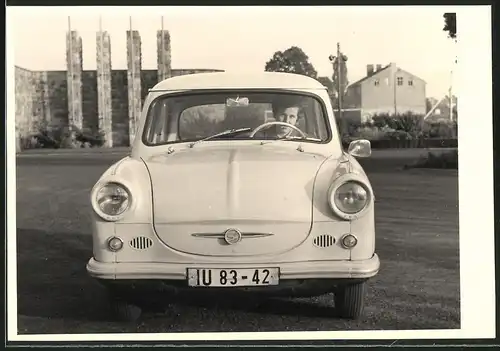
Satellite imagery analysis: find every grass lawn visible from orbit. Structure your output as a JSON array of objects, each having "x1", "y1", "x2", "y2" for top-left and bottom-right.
[{"x1": 14, "y1": 158, "x2": 459, "y2": 334}]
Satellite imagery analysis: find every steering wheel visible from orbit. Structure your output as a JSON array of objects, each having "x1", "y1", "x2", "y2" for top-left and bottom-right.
[{"x1": 249, "y1": 121, "x2": 307, "y2": 138}]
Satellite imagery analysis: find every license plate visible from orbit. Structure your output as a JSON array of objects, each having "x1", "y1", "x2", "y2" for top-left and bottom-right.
[{"x1": 187, "y1": 268, "x2": 279, "y2": 287}]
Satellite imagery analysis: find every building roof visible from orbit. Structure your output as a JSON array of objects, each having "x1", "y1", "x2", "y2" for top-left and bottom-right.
[
  {"x1": 150, "y1": 71, "x2": 328, "y2": 91},
  {"x1": 348, "y1": 64, "x2": 392, "y2": 87},
  {"x1": 347, "y1": 63, "x2": 426, "y2": 88}
]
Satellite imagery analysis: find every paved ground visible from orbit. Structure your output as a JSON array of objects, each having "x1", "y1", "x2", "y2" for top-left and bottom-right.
[{"x1": 14, "y1": 153, "x2": 459, "y2": 334}]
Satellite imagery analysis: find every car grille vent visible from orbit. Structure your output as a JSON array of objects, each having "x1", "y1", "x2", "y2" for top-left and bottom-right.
[
  {"x1": 313, "y1": 234, "x2": 336, "y2": 248},
  {"x1": 129, "y1": 236, "x2": 153, "y2": 250}
]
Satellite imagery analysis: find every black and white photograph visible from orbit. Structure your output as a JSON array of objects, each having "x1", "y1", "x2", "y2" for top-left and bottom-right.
[{"x1": 6, "y1": 4, "x2": 495, "y2": 344}]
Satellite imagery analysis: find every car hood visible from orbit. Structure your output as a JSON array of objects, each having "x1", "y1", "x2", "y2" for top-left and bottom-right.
[{"x1": 143, "y1": 144, "x2": 329, "y2": 256}]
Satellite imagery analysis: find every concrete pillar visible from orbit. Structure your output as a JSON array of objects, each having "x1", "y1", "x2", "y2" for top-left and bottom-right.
[
  {"x1": 66, "y1": 30, "x2": 83, "y2": 131},
  {"x1": 157, "y1": 30, "x2": 172, "y2": 82},
  {"x1": 127, "y1": 30, "x2": 142, "y2": 145},
  {"x1": 40, "y1": 71, "x2": 51, "y2": 124},
  {"x1": 96, "y1": 30, "x2": 113, "y2": 147}
]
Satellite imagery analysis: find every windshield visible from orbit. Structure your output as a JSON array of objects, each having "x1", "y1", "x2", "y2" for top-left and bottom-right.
[{"x1": 142, "y1": 91, "x2": 331, "y2": 146}]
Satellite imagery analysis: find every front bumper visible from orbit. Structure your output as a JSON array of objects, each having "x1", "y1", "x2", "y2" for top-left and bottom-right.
[{"x1": 86, "y1": 254, "x2": 380, "y2": 281}]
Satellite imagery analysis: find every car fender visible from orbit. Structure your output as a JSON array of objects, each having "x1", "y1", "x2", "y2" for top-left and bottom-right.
[{"x1": 91, "y1": 156, "x2": 153, "y2": 224}]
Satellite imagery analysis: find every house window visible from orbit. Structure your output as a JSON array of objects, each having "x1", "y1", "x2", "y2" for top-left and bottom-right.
[
  {"x1": 397, "y1": 77, "x2": 404, "y2": 86},
  {"x1": 408, "y1": 79, "x2": 413, "y2": 86},
  {"x1": 374, "y1": 79, "x2": 380, "y2": 86}
]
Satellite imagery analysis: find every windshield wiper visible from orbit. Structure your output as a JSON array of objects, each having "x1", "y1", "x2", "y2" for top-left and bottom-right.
[
  {"x1": 189, "y1": 128, "x2": 252, "y2": 148},
  {"x1": 261, "y1": 135, "x2": 322, "y2": 144}
]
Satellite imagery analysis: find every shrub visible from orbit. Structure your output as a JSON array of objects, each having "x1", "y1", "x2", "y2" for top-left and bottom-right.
[
  {"x1": 351, "y1": 112, "x2": 458, "y2": 140},
  {"x1": 371, "y1": 112, "x2": 424, "y2": 139},
  {"x1": 386, "y1": 130, "x2": 413, "y2": 140},
  {"x1": 422, "y1": 120, "x2": 457, "y2": 139},
  {"x1": 74, "y1": 127, "x2": 106, "y2": 148},
  {"x1": 28, "y1": 121, "x2": 71, "y2": 149},
  {"x1": 352, "y1": 125, "x2": 392, "y2": 141},
  {"x1": 405, "y1": 149, "x2": 458, "y2": 169},
  {"x1": 23, "y1": 121, "x2": 107, "y2": 150}
]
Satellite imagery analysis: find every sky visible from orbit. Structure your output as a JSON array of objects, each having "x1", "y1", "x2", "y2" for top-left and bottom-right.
[{"x1": 9, "y1": 6, "x2": 458, "y2": 98}]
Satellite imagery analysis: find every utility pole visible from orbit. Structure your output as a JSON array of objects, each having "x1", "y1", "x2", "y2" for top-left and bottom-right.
[
  {"x1": 329, "y1": 42, "x2": 346, "y2": 120},
  {"x1": 393, "y1": 66, "x2": 397, "y2": 115}
]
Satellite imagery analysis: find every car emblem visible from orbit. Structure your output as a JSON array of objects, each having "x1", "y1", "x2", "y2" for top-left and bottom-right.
[{"x1": 223, "y1": 228, "x2": 242, "y2": 245}]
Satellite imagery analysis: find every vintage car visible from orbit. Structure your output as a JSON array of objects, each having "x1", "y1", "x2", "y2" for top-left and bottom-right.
[{"x1": 86, "y1": 72, "x2": 379, "y2": 322}]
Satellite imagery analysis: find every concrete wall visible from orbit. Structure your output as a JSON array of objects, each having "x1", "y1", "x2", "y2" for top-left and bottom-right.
[
  {"x1": 14, "y1": 66, "x2": 224, "y2": 147},
  {"x1": 14, "y1": 68, "x2": 53, "y2": 146},
  {"x1": 15, "y1": 67, "x2": 36, "y2": 142}
]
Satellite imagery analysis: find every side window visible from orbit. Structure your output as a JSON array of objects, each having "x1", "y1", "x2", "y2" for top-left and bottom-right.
[
  {"x1": 144, "y1": 99, "x2": 169, "y2": 144},
  {"x1": 298, "y1": 100, "x2": 327, "y2": 140}
]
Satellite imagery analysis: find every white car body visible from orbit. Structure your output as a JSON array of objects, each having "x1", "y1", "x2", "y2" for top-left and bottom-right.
[{"x1": 86, "y1": 72, "x2": 379, "y2": 321}]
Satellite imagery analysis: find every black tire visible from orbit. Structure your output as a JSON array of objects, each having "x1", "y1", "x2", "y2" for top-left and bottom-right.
[
  {"x1": 334, "y1": 282, "x2": 366, "y2": 319},
  {"x1": 109, "y1": 298, "x2": 142, "y2": 323}
]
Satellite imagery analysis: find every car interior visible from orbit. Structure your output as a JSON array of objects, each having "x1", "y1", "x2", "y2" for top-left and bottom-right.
[{"x1": 143, "y1": 92, "x2": 330, "y2": 145}]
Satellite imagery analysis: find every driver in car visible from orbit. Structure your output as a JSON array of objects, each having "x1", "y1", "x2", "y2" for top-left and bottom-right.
[
  {"x1": 254, "y1": 100, "x2": 306, "y2": 140},
  {"x1": 273, "y1": 103, "x2": 302, "y2": 138}
]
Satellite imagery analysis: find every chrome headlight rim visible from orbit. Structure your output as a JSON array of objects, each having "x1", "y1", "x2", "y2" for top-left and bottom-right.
[
  {"x1": 328, "y1": 174, "x2": 373, "y2": 220},
  {"x1": 91, "y1": 181, "x2": 133, "y2": 222}
]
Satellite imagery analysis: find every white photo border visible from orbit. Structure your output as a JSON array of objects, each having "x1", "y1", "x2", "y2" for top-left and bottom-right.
[{"x1": 5, "y1": 5, "x2": 496, "y2": 342}]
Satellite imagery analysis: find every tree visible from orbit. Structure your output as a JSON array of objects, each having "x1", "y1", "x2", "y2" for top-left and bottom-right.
[
  {"x1": 426, "y1": 97, "x2": 439, "y2": 113},
  {"x1": 265, "y1": 46, "x2": 318, "y2": 78},
  {"x1": 443, "y1": 13, "x2": 456, "y2": 39}
]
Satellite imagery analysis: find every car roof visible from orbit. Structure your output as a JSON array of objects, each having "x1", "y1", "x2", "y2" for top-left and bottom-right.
[{"x1": 150, "y1": 71, "x2": 327, "y2": 91}]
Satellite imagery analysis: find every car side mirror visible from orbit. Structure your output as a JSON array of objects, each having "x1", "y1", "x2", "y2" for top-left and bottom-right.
[{"x1": 347, "y1": 139, "x2": 371, "y2": 158}]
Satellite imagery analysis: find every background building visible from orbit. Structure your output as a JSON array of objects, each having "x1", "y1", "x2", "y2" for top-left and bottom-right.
[{"x1": 344, "y1": 62, "x2": 426, "y2": 124}]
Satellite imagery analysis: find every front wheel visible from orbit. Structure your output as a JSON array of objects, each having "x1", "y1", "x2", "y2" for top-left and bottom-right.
[
  {"x1": 105, "y1": 286, "x2": 143, "y2": 323},
  {"x1": 334, "y1": 282, "x2": 366, "y2": 319},
  {"x1": 109, "y1": 297, "x2": 142, "y2": 323}
]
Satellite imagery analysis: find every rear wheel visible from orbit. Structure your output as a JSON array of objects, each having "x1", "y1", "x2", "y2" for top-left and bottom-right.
[{"x1": 334, "y1": 282, "x2": 366, "y2": 319}]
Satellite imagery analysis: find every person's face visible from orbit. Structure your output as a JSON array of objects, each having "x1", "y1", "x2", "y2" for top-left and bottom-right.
[{"x1": 276, "y1": 106, "x2": 299, "y2": 136}]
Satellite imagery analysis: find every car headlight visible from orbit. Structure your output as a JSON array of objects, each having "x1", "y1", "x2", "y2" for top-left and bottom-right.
[
  {"x1": 107, "y1": 236, "x2": 124, "y2": 252},
  {"x1": 329, "y1": 181, "x2": 370, "y2": 219},
  {"x1": 93, "y1": 182, "x2": 131, "y2": 220}
]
